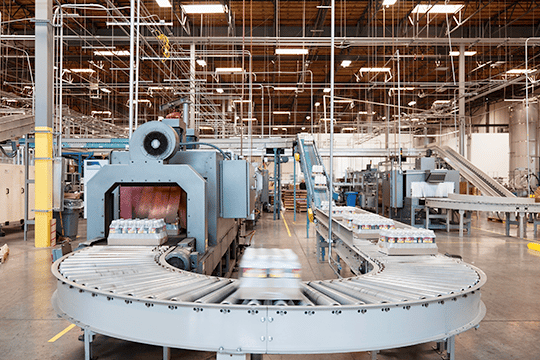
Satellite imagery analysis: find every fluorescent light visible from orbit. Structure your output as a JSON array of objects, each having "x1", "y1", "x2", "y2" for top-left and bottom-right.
[
  {"x1": 137, "y1": 99, "x2": 151, "y2": 103},
  {"x1": 412, "y1": 4, "x2": 464, "y2": 14},
  {"x1": 323, "y1": 88, "x2": 331, "y2": 93},
  {"x1": 301, "y1": 127, "x2": 306, "y2": 130},
  {"x1": 506, "y1": 69, "x2": 534, "y2": 75},
  {"x1": 91, "y1": 111, "x2": 112, "y2": 116},
  {"x1": 196, "y1": 59, "x2": 207, "y2": 67},
  {"x1": 341, "y1": 60, "x2": 352, "y2": 68},
  {"x1": 358, "y1": 111, "x2": 376, "y2": 115},
  {"x1": 181, "y1": 4, "x2": 225, "y2": 13},
  {"x1": 314, "y1": 102, "x2": 321, "y2": 107},
  {"x1": 215, "y1": 67, "x2": 243, "y2": 73},
  {"x1": 70, "y1": 68, "x2": 95, "y2": 73},
  {"x1": 342, "y1": 127, "x2": 357, "y2": 131},
  {"x1": 335, "y1": 99, "x2": 354, "y2": 103},
  {"x1": 233, "y1": 99, "x2": 251, "y2": 103},
  {"x1": 94, "y1": 50, "x2": 130, "y2": 56},
  {"x1": 390, "y1": 87, "x2": 415, "y2": 91},
  {"x1": 360, "y1": 67, "x2": 391, "y2": 73},
  {"x1": 408, "y1": 100, "x2": 417, "y2": 106},
  {"x1": 275, "y1": 48, "x2": 309, "y2": 55},
  {"x1": 242, "y1": 118, "x2": 257, "y2": 122},
  {"x1": 148, "y1": 86, "x2": 174, "y2": 91},
  {"x1": 433, "y1": 100, "x2": 451, "y2": 105},
  {"x1": 382, "y1": 0, "x2": 397, "y2": 6},
  {"x1": 273, "y1": 127, "x2": 278, "y2": 131},
  {"x1": 274, "y1": 87, "x2": 298, "y2": 91},
  {"x1": 101, "y1": 88, "x2": 112, "y2": 93},
  {"x1": 216, "y1": 88, "x2": 224, "y2": 93},
  {"x1": 282, "y1": 128, "x2": 287, "y2": 131},
  {"x1": 306, "y1": 116, "x2": 311, "y2": 120},
  {"x1": 504, "y1": 99, "x2": 525, "y2": 102},
  {"x1": 273, "y1": 111, "x2": 291, "y2": 115},
  {"x1": 449, "y1": 51, "x2": 477, "y2": 56},
  {"x1": 155, "y1": 0, "x2": 172, "y2": 7}
]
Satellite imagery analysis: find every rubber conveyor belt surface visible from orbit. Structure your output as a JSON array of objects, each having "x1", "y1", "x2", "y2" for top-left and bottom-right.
[{"x1": 52, "y1": 245, "x2": 486, "y2": 355}]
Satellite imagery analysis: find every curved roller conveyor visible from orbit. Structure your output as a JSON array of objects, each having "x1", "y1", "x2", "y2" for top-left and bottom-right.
[{"x1": 52, "y1": 243, "x2": 486, "y2": 355}]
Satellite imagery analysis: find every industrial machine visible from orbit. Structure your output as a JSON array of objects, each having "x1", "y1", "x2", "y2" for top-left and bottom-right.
[
  {"x1": 381, "y1": 155, "x2": 459, "y2": 227},
  {"x1": 85, "y1": 119, "x2": 256, "y2": 275}
]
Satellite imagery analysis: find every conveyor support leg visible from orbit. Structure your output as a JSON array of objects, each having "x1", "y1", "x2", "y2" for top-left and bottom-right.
[
  {"x1": 459, "y1": 210, "x2": 464, "y2": 237},
  {"x1": 84, "y1": 328, "x2": 94, "y2": 360},
  {"x1": 163, "y1": 346, "x2": 171, "y2": 360},
  {"x1": 446, "y1": 336, "x2": 455, "y2": 360},
  {"x1": 519, "y1": 212, "x2": 525, "y2": 239}
]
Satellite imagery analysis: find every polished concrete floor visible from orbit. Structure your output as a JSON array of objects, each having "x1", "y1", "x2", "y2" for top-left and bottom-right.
[{"x1": 0, "y1": 210, "x2": 539, "y2": 360}]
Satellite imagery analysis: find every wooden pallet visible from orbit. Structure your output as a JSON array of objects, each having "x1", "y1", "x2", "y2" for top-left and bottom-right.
[{"x1": 282, "y1": 189, "x2": 307, "y2": 210}]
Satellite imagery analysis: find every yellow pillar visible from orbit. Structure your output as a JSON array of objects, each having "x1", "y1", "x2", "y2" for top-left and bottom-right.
[{"x1": 35, "y1": 126, "x2": 53, "y2": 248}]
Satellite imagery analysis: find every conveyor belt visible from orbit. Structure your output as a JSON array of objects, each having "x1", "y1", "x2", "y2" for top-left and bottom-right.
[
  {"x1": 430, "y1": 144, "x2": 515, "y2": 197},
  {"x1": 52, "y1": 243, "x2": 486, "y2": 355},
  {"x1": 296, "y1": 135, "x2": 328, "y2": 208}
]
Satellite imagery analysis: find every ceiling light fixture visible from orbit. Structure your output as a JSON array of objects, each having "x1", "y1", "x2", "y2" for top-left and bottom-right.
[
  {"x1": 274, "y1": 87, "x2": 298, "y2": 91},
  {"x1": 449, "y1": 51, "x2": 477, "y2": 56},
  {"x1": 216, "y1": 88, "x2": 224, "y2": 93},
  {"x1": 70, "y1": 68, "x2": 95, "y2": 73},
  {"x1": 93, "y1": 50, "x2": 130, "y2": 56},
  {"x1": 408, "y1": 100, "x2": 417, "y2": 106},
  {"x1": 242, "y1": 118, "x2": 257, "y2": 122},
  {"x1": 275, "y1": 48, "x2": 309, "y2": 55},
  {"x1": 382, "y1": 0, "x2": 397, "y2": 6},
  {"x1": 181, "y1": 4, "x2": 226, "y2": 14},
  {"x1": 341, "y1": 60, "x2": 352, "y2": 67},
  {"x1": 233, "y1": 99, "x2": 251, "y2": 103},
  {"x1": 360, "y1": 67, "x2": 391, "y2": 73},
  {"x1": 412, "y1": 4, "x2": 464, "y2": 14},
  {"x1": 433, "y1": 100, "x2": 451, "y2": 105},
  {"x1": 196, "y1": 59, "x2": 207, "y2": 67},
  {"x1": 506, "y1": 69, "x2": 535, "y2": 75},
  {"x1": 101, "y1": 88, "x2": 112, "y2": 93},
  {"x1": 358, "y1": 111, "x2": 376, "y2": 115},
  {"x1": 155, "y1": 0, "x2": 172, "y2": 7},
  {"x1": 323, "y1": 88, "x2": 331, "y2": 93},
  {"x1": 91, "y1": 110, "x2": 112, "y2": 116},
  {"x1": 314, "y1": 102, "x2": 321, "y2": 107},
  {"x1": 273, "y1": 111, "x2": 291, "y2": 115},
  {"x1": 215, "y1": 67, "x2": 244, "y2": 73}
]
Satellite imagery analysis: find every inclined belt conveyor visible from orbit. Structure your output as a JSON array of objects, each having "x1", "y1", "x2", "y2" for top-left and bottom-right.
[{"x1": 52, "y1": 244, "x2": 486, "y2": 358}]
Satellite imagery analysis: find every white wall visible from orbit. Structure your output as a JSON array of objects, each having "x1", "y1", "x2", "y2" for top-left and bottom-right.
[{"x1": 469, "y1": 133, "x2": 510, "y2": 182}]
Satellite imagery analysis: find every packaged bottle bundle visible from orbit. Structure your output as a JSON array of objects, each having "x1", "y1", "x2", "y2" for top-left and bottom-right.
[{"x1": 108, "y1": 218, "x2": 168, "y2": 245}]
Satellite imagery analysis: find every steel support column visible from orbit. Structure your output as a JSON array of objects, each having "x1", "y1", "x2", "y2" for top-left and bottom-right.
[
  {"x1": 459, "y1": 44, "x2": 466, "y2": 156},
  {"x1": 34, "y1": 0, "x2": 54, "y2": 248}
]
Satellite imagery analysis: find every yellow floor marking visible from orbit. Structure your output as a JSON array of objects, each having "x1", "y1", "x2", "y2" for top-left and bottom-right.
[
  {"x1": 281, "y1": 212, "x2": 292, "y2": 237},
  {"x1": 48, "y1": 324, "x2": 76, "y2": 343}
]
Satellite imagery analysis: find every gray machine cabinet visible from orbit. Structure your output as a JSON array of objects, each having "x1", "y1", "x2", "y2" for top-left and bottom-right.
[{"x1": 221, "y1": 160, "x2": 255, "y2": 218}]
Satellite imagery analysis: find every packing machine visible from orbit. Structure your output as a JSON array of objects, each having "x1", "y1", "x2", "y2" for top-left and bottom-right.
[{"x1": 85, "y1": 119, "x2": 255, "y2": 275}]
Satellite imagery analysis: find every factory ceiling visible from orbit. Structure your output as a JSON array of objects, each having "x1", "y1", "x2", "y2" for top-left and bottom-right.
[{"x1": 2, "y1": 0, "x2": 540, "y2": 137}]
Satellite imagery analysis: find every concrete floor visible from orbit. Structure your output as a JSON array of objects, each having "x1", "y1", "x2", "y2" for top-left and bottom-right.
[{"x1": 0, "y1": 211, "x2": 539, "y2": 360}]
